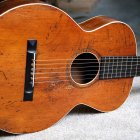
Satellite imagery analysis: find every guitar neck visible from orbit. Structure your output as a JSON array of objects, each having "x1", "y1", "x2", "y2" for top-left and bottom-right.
[{"x1": 99, "y1": 56, "x2": 140, "y2": 79}]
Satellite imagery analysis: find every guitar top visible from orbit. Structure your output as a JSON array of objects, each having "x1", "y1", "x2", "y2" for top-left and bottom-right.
[{"x1": 0, "y1": 2, "x2": 136, "y2": 134}]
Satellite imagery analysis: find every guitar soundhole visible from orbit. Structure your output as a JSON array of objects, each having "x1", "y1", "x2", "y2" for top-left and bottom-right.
[{"x1": 71, "y1": 52, "x2": 99, "y2": 85}]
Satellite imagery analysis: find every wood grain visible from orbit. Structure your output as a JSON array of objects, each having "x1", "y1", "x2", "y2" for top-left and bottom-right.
[{"x1": 0, "y1": 4, "x2": 136, "y2": 133}]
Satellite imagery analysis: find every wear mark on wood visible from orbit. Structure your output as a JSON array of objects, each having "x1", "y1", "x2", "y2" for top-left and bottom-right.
[
  {"x1": 44, "y1": 75, "x2": 65, "y2": 93},
  {"x1": 0, "y1": 71, "x2": 7, "y2": 80},
  {"x1": 0, "y1": 51, "x2": 3, "y2": 55}
]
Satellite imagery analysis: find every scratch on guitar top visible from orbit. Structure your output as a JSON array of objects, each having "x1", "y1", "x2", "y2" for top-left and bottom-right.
[
  {"x1": 122, "y1": 82, "x2": 126, "y2": 94},
  {"x1": 65, "y1": 85, "x2": 74, "y2": 90},
  {"x1": 0, "y1": 71, "x2": 7, "y2": 80}
]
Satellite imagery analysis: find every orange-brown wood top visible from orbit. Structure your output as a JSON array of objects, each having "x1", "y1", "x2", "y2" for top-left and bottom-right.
[{"x1": 0, "y1": 4, "x2": 136, "y2": 133}]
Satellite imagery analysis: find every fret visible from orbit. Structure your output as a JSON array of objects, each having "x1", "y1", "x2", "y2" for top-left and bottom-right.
[
  {"x1": 107, "y1": 56, "x2": 110, "y2": 79},
  {"x1": 130, "y1": 57, "x2": 133, "y2": 77},
  {"x1": 99, "y1": 56, "x2": 140, "y2": 80},
  {"x1": 103, "y1": 69, "x2": 133, "y2": 73},
  {"x1": 102, "y1": 57, "x2": 106, "y2": 79},
  {"x1": 135, "y1": 57, "x2": 138, "y2": 76},
  {"x1": 119, "y1": 57, "x2": 123, "y2": 78},
  {"x1": 111, "y1": 57, "x2": 114, "y2": 79},
  {"x1": 125, "y1": 56, "x2": 128, "y2": 77},
  {"x1": 115, "y1": 57, "x2": 118, "y2": 78}
]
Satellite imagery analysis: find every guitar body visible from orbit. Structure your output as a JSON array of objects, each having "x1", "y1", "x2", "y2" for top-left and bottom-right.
[{"x1": 0, "y1": 3, "x2": 136, "y2": 134}]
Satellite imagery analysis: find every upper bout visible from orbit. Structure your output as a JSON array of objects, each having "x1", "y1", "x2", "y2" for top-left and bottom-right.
[{"x1": 79, "y1": 16, "x2": 117, "y2": 31}]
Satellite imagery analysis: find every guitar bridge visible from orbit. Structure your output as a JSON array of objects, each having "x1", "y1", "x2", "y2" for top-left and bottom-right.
[{"x1": 23, "y1": 40, "x2": 37, "y2": 101}]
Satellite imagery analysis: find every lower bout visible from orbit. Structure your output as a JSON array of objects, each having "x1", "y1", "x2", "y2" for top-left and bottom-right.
[{"x1": 79, "y1": 78, "x2": 133, "y2": 112}]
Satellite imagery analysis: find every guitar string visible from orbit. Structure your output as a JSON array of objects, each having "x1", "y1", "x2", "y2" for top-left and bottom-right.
[
  {"x1": 35, "y1": 61, "x2": 140, "y2": 65},
  {"x1": 34, "y1": 74, "x2": 136, "y2": 84},
  {"x1": 32, "y1": 59, "x2": 138, "y2": 83},
  {"x1": 34, "y1": 69, "x2": 137, "y2": 81},
  {"x1": 4, "y1": 65, "x2": 138, "y2": 72},
  {"x1": 34, "y1": 65, "x2": 139, "y2": 73},
  {"x1": 34, "y1": 57, "x2": 140, "y2": 62},
  {"x1": 1, "y1": 57, "x2": 140, "y2": 61},
  {"x1": 34, "y1": 64, "x2": 140, "y2": 70},
  {"x1": 34, "y1": 63, "x2": 137, "y2": 82},
  {"x1": 2, "y1": 59, "x2": 139, "y2": 72},
  {"x1": 34, "y1": 71, "x2": 137, "y2": 80},
  {"x1": 34, "y1": 71, "x2": 137, "y2": 84},
  {"x1": 34, "y1": 73, "x2": 97, "y2": 79},
  {"x1": 34, "y1": 68, "x2": 138, "y2": 75},
  {"x1": 34, "y1": 78, "x2": 95, "y2": 84}
]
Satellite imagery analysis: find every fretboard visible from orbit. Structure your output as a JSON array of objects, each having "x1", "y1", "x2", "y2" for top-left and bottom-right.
[{"x1": 99, "y1": 56, "x2": 140, "y2": 80}]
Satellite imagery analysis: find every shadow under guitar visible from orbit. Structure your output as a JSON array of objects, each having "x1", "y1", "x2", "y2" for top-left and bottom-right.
[
  {"x1": 0, "y1": 130, "x2": 17, "y2": 136},
  {"x1": 69, "y1": 104, "x2": 100, "y2": 114}
]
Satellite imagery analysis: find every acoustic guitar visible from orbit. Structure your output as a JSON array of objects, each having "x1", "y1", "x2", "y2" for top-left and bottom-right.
[{"x1": 0, "y1": 3, "x2": 137, "y2": 134}]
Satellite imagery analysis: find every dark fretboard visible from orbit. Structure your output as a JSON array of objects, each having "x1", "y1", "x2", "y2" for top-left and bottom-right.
[{"x1": 99, "y1": 56, "x2": 140, "y2": 80}]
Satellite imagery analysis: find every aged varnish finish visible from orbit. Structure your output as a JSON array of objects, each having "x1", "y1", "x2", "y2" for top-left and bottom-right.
[{"x1": 0, "y1": 3, "x2": 136, "y2": 133}]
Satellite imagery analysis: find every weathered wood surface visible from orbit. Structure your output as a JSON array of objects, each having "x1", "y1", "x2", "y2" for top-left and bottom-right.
[{"x1": 0, "y1": 4, "x2": 136, "y2": 133}]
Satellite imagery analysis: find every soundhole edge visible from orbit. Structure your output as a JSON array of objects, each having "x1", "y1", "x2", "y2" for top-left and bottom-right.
[{"x1": 70, "y1": 52, "x2": 99, "y2": 86}]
